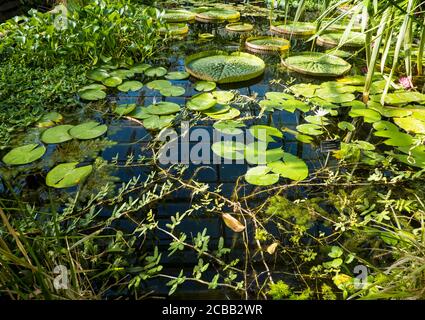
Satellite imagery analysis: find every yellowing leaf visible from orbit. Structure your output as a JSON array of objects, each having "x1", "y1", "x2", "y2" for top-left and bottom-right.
[
  {"x1": 222, "y1": 213, "x2": 245, "y2": 232},
  {"x1": 266, "y1": 242, "x2": 279, "y2": 255}
]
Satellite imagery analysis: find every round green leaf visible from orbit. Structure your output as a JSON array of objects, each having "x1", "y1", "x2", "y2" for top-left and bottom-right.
[
  {"x1": 165, "y1": 71, "x2": 190, "y2": 80},
  {"x1": 117, "y1": 81, "x2": 143, "y2": 92},
  {"x1": 144, "y1": 67, "x2": 168, "y2": 77},
  {"x1": 296, "y1": 123, "x2": 323, "y2": 136},
  {"x1": 146, "y1": 102, "x2": 181, "y2": 115},
  {"x1": 211, "y1": 140, "x2": 245, "y2": 160},
  {"x1": 160, "y1": 85, "x2": 185, "y2": 97},
  {"x1": 267, "y1": 153, "x2": 309, "y2": 181},
  {"x1": 208, "y1": 107, "x2": 240, "y2": 120},
  {"x1": 245, "y1": 166, "x2": 279, "y2": 186},
  {"x1": 102, "y1": 76, "x2": 123, "y2": 87},
  {"x1": 146, "y1": 80, "x2": 172, "y2": 90},
  {"x1": 46, "y1": 162, "x2": 93, "y2": 188},
  {"x1": 249, "y1": 125, "x2": 283, "y2": 142},
  {"x1": 41, "y1": 125, "x2": 74, "y2": 144},
  {"x1": 69, "y1": 122, "x2": 107, "y2": 140},
  {"x1": 2, "y1": 144, "x2": 46, "y2": 166},
  {"x1": 79, "y1": 89, "x2": 106, "y2": 101},
  {"x1": 195, "y1": 80, "x2": 217, "y2": 92},
  {"x1": 114, "y1": 103, "x2": 137, "y2": 116},
  {"x1": 187, "y1": 92, "x2": 217, "y2": 111}
]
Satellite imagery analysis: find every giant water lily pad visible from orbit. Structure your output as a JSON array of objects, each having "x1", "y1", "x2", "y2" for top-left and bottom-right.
[
  {"x1": 245, "y1": 36, "x2": 290, "y2": 52},
  {"x1": 41, "y1": 125, "x2": 74, "y2": 144},
  {"x1": 185, "y1": 50, "x2": 265, "y2": 84},
  {"x1": 187, "y1": 92, "x2": 217, "y2": 111},
  {"x1": 245, "y1": 166, "x2": 279, "y2": 186},
  {"x1": 46, "y1": 162, "x2": 93, "y2": 188},
  {"x1": 271, "y1": 21, "x2": 316, "y2": 37},
  {"x1": 2, "y1": 144, "x2": 46, "y2": 166},
  {"x1": 146, "y1": 102, "x2": 181, "y2": 115},
  {"x1": 212, "y1": 141, "x2": 245, "y2": 160},
  {"x1": 317, "y1": 32, "x2": 365, "y2": 48},
  {"x1": 159, "y1": 23, "x2": 189, "y2": 36},
  {"x1": 195, "y1": 8, "x2": 240, "y2": 22},
  {"x1": 283, "y1": 52, "x2": 351, "y2": 77},
  {"x1": 226, "y1": 22, "x2": 253, "y2": 32},
  {"x1": 267, "y1": 153, "x2": 309, "y2": 181},
  {"x1": 69, "y1": 122, "x2": 107, "y2": 140},
  {"x1": 163, "y1": 9, "x2": 196, "y2": 22}
]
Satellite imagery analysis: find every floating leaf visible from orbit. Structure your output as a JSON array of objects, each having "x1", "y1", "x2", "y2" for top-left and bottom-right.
[
  {"x1": 213, "y1": 120, "x2": 245, "y2": 135},
  {"x1": 114, "y1": 103, "x2": 136, "y2": 116},
  {"x1": 208, "y1": 107, "x2": 240, "y2": 120},
  {"x1": 212, "y1": 140, "x2": 245, "y2": 160},
  {"x1": 185, "y1": 50, "x2": 265, "y2": 84},
  {"x1": 373, "y1": 120, "x2": 399, "y2": 132},
  {"x1": 245, "y1": 142, "x2": 284, "y2": 165},
  {"x1": 130, "y1": 63, "x2": 151, "y2": 73},
  {"x1": 69, "y1": 122, "x2": 107, "y2": 140},
  {"x1": 46, "y1": 162, "x2": 93, "y2": 188},
  {"x1": 338, "y1": 121, "x2": 355, "y2": 131},
  {"x1": 328, "y1": 246, "x2": 343, "y2": 258},
  {"x1": 203, "y1": 104, "x2": 231, "y2": 116},
  {"x1": 249, "y1": 125, "x2": 283, "y2": 142},
  {"x1": 87, "y1": 69, "x2": 109, "y2": 81},
  {"x1": 212, "y1": 91, "x2": 235, "y2": 104},
  {"x1": 146, "y1": 102, "x2": 180, "y2": 115},
  {"x1": 374, "y1": 130, "x2": 413, "y2": 147},
  {"x1": 165, "y1": 71, "x2": 190, "y2": 80},
  {"x1": 144, "y1": 67, "x2": 168, "y2": 77},
  {"x1": 222, "y1": 213, "x2": 245, "y2": 232},
  {"x1": 226, "y1": 22, "x2": 254, "y2": 32},
  {"x1": 79, "y1": 89, "x2": 106, "y2": 101},
  {"x1": 117, "y1": 81, "x2": 143, "y2": 92},
  {"x1": 316, "y1": 88, "x2": 355, "y2": 104},
  {"x1": 290, "y1": 83, "x2": 319, "y2": 97},
  {"x1": 159, "y1": 85, "x2": 185, "y2": 97},
  {"x1": 143, "y1": 115, "x2": 175, "y2": 130},
  {"x1": 305, "y1": 115, "x2": 330, "y2": 125},
  {"x1": 267, "y1": 153, "x2": 309, "y2": 181},
  {"x1": 194, "y1": 80, "x2": 217, "y2": 92},
  {"x1": 283, "y1": 52, "x2": 351, "y2": 77},
  {"x1": 245, "y1": 166, "x2": 279, "y2": 186},
  {"x1": 146, "y1": 79, "x2": 172, "y2": 90},
  {"x1": 128, "y1": 106, "x2": 152, "y2": 119},
  {"x1": 79, "y1": 84, "x2": 107, "y2": 92},
  {"x1": 102, "y1": 76, "x2": 123, "y2": 87},
  {"x1": 265, "y1": 92, "x2": 294, "y2": 101},
  {"x1": 246, "y1": 36, "x2": 290, "y2": 52},
  {"x1": 187, "y1": 92, "x2": 217, "y2": 111},
  {"x1": 394, "y1": 117, "x2": 425, "y2": 134},
  {"x1": 296, "y1": 123, "x2": 323, "y2": 136},
  {"x1": 37, "y1": 112, "x2": 63, "y2": 128},
  {"x1": 41, "y1": 125, "x2": 74, "y2": 144},
  {"x1": 2, "y1": 144, "x2": 46, "y2": 165},
  {"x1": 383, "y1": 91, "x2": 425, "y2": 106},
  {"x1": 348, "y1": 108, "x2": 381, "y2": 123}
]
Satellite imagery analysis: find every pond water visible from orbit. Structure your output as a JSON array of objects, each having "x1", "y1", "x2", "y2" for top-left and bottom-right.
[{"x1": 0, "y1": 4, "x2": 374, "y2": 299}]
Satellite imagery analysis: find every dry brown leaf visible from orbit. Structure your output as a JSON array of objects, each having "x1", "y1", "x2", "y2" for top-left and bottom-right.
[
  {"x1": 266, "y1": 242, "x2": 279, "y2": 255},
  {"x1": 222, "y1": 213, "x2": 245, "y2": 232}
]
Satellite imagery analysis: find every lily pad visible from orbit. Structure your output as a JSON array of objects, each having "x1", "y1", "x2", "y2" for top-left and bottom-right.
[
  {"x1": 290, "y1": 83, "x2": 320, "y2": 97},
  {"x1": 213, "y1": 120, "x2": 245, "y2": 135},
  {"x1": 283, "y1": 52, "x2": 351, "y2": 77},
  {"x1": 117, "y1": 81, "x2": 143, "y2": 92},
  {"x1": 212, "y1": 140, "x2": 245, "y2": 160},
  {"x1": 271, "y1": 21, "x2": 316, "y2": 37},
  {"x1": 165, "y1": 71, "x2": 190, "y2": 80},
  {"x1": 393, "y1": 117, "x2": 425, "y2": 134},
  {"x1": 249, "y1": 125, "x2": 283, "y2": 142},
  {"x1": 41, "y1": 125, "x2": 74, "y2": 144},
  {"x1": 46, "y1": 162, "x2": 93, "y2": 188},
  {"x1": 79, "y1": 89, "x2": 107, "y2": 101},
  {"x1": 212, "y1": 91, "x2": 235, "y2": 104},
  {"x1": 159, "y1": 85, "x2": 185, "y2": 97},
  {"x1": 203, "y1": 104, "x2": 231, "y2": 116},
  {"x1": 37, "y1": 112, "x2": 63, "y2": 128},
  {"x1": 245, "y1": 36, "x2": 290, "y2": 52},
  {"x1": 2, "y1": 144, "x2": 46, "y2": 166},
  {"x1": 245, "y1": 143, "x2": 284, "y2": 165},
  {"x1": 163, "y1": 9, "x2": 196, "y2": 22},
  {"x1": 226, "y1": 22, "x2": 254, "y2": 32},
  {"x1": 128, "y1": 106, "x2": 152, "y2": 119},
  {"x1": 131, "y1": 63, "x2": 151, "y2": 73},
  {"x1": 102, "y1": 76, "x2": 123, "y2": 87},
  {"x1": 69, "y1": 122, "x2": 107, "y2": 140},
  {"x1": 114, "y1": 103, "x2": 136, "y2": 116},
  {"x1": 144, "y1": 67, "x2": 168, "y2": 77},
  {"x1": 194, "y1": 81, "x2": 217, "y2": 92},
  {"x1": 87, "y1": 69, "x2": 109, "y2": 81},
  {"x1": 146, "y1": 102, "x2": 181, "y2": 115},
  {"x1": 110, "y1": 69, "x2": 134, "y2": 79},
  {"x1": 338, "y1": 121, "x2": 355, "y2": 131},
  {"x1": 195, "y1": 8, "x2": 240, "y2": 22},
  {"x1": 208, "y1": 107, "x2": 240, "y2": 120},
  {"x1": 316, "y1": 89, "x2": 355, "y2": 104},
  {"x1": 185, "y1": 50, "x2": 265, "y2": 84},
  {"x1": 373, "y1": 120, "x2": 399, "y2": 132},
  {"x1": 143, "y1": 115, "x2": 175, "y2": 130},
  {"x1": 79, "y1": 84, "x2": 107, "y2": 92},
  {"x1": 374, "y1": 130, "x2": 413, "y2": 147},
  {"x1": 187, "y1": 92, "x2": 217, "y2": 111},
  {"x1": 146, "y1": 80, "x2": 172, "y2": 90},
  {"x1": 245, "y1": 166, "x2": 279, "y2": 186},
  {"x1": 296, "y1": 123, "x2": 324, "y2": 136},
  {"x1": 267, "y1": 153, "x2": 309, "y2": 181},
  {"x1": 383, "y1": 92, "x2": 425, "y2": 106},
  {"x1": 159, "y1": 23, "x2": 189, "y2": 36},
  {"x1": 317, "y1": 32, "x2": 366, "y2": 48},
  {"x1": 348, "y1": 107, "x2": 381, "y2": 123}
]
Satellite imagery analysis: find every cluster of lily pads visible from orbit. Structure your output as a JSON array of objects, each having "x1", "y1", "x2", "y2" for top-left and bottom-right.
[
  {"x1": 1, "y1": 112, "x2": 107, "y2": 188},
  {"x1": 211, "y1": 124, "x2": 309, "y2": 186}
]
